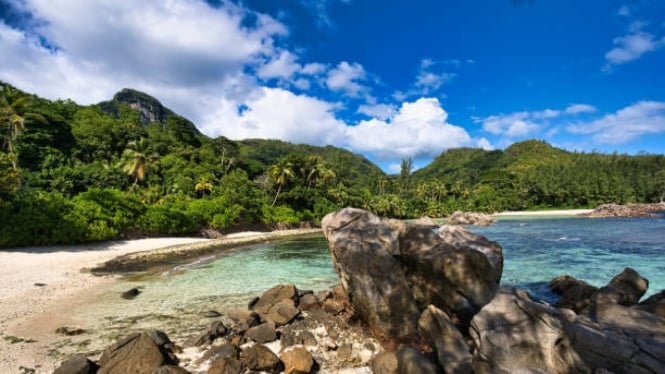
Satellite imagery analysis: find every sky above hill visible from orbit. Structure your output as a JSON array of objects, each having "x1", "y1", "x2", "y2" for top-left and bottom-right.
[{"x1": 1, "y1": 0, "x2": 664, "y2": 172}]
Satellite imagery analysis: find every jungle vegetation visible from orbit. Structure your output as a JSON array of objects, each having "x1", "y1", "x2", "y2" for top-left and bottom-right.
[{"x1": 1, "y1": 82, "x2": 664, "y2": 247}]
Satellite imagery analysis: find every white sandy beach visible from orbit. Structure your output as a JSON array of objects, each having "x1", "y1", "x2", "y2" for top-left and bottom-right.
[
  {"x1": 0, "y1": 237, "x2": 210, "y2": 373},
  {"x1": 0, "y1": 229, "x2": 321, "y2": 373},
  {"x1": 492, "y1": 209, "x2": 592, "y2": 217}
]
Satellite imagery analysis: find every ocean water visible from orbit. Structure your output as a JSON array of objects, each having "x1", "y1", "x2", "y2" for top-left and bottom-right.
[{"x1": 78, "y1": 216, "x2": 665, "y2": 329}]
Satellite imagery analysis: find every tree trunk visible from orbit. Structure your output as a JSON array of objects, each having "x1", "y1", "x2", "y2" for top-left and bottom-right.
[{"x1": 271, "y1": 184, "x2": 282, "y2": 207}]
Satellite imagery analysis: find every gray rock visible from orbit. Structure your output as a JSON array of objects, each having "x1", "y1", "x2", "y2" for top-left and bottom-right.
[
  {"x1": 446, "y1": 211, "x2": 496, "y2": 226},
  {"x1": 371, "y1": 352, "x2": 398, "y2": 374},
  {"x1": 471, "y1": 286, "x2": 665, "y2": 374},
  {"x1": 152, "y1": 365, "x2": 190, "y2": 374},
  {"x1": 98, "y1": 332, "x2": 176, "y2": 374},
  {"x1": 322, "y1": 208, "x2": 502, "y2": 346},
  {"x1": 418, "y1": 305, "x2": 472, "y2": 374},
  {"x1": 549, "y1": 275, "x2": 598, "y2": 313},
  {"x1": 244, "y1": 321, "x2": 277, "y2": 343},
  {"x1": 395, "y1": 347, "x2": 440, "y2": 374},
  {"x1": 590, "y1": 267, "x2": 648, "y2": 311},
  {"x1": 239, "y1": 344, "x2": 281, "y2": 373},
  {"x1": 226, "y1": 309, "x2": 260, "y2": 333},
  {"x1": 280, "y1": 346, "x2": 314, "y2": 374},
  {"x1": 298, "y1": 293, "x2": 320, "y2": 311},
  {"x1": 121, "y1": 287, "x2": 141, "y2": 299},
  {"x1": 265, "y1": 300, "x2": 299, "y2": 326},
  {"x1": 251, "y1": 284, "x2": 298, "y2": 315},
  {"x1": 53, "y1": 354, "x2": 98, "y2": 374},
  {"x1": 206, "y1": 357, "x2": 242, "y2": 374}
]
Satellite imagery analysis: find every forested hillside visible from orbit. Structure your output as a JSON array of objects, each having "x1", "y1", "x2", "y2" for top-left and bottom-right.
[{"x1": 1, "y1": 82, "x2": 664, "y2": 247}]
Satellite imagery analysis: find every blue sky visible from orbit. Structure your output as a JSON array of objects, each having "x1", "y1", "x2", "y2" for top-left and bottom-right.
[{"x1": 1, "y1": 0, "x2": 664, "y2": 172}]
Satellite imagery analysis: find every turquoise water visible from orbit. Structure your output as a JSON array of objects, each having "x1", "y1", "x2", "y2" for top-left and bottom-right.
[
  {"x1": 473, "y1": 215, "x2": 665, "y2": 302},
  {"x1": 80, "y1": 216, "x2": 665, "y2": 328}
]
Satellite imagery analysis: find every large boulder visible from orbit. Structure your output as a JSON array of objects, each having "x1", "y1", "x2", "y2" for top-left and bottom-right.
[
  {"x1": 53, "y1": 354, "x2": 99, "y2": 374},
  {"x1": 321, "y1": 208, "x2": 502, "y2": 345},
  {"x1": 589, "y1": 267, "x2": 648, "y2": 311},
  {"x1": 549, "y1": 275, "x2": 598, "y2": 313},
  {"x1": 470, "y1": 287, "x2": 665, "y2": 374},
  {"x1": 97, "y1": 332, "x2": 177, "y2": 374}
]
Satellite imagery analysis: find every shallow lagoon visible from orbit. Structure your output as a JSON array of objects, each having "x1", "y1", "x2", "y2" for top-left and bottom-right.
[{"x1": 79, "y1": 216, "x2": 665, "y2": 330}]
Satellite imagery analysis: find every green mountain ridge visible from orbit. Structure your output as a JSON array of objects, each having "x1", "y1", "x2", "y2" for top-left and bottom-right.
[{"x1": 1, "y1": 82, "x2": 664, "y2": 247}]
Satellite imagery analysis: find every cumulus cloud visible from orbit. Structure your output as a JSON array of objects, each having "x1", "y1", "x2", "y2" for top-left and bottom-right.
[
  {"x1": 567, "y1": 101, "x2": 665, "y2": 143},
  {"x1": 604, "y1": 22, "x2": 664, "y2": 71},
  {"x1": 357, "y1": 103, "x2": 397, "y2": 121},
  {"x1": 478, "y1": 103, "x2": 598, "y2": 139},
  {"x1": 345, "y1": 98, "x2": 473, "y2": 160},
  {"x1": 257, "y1": 50, "x2": 301, "y2": 80},
  {"x1": 0, "y1": 0, "x2": 287, "y2": 112},
  {"x1": 325, "y1": 61, "x2": 368, "y2": 96}
]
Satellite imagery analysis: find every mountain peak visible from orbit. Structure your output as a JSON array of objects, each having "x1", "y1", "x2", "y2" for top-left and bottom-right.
[{"x1": 107, "y1": 88, "x2": 174, "y2": 125}]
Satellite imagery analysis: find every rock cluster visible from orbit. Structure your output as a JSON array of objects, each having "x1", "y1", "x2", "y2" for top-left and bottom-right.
[
  {"x1": 579, "y1": 202, "x2": 665, "y2": 218},
  {"x1": 55, "y1": 207, "x2": 665, "y2": 374},
  {"x1": 322, "y1": 208, "x2": 665, "y2": 374},
  {"x1": 446, "y1": 211, "x2": 497, "y2": 226},
  {"x1": 54, "y1": 282, "x2": 379, "y2": 374}
]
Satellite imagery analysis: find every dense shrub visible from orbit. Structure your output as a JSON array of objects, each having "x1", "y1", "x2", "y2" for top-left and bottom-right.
[{"x1": 137, "y1": 195, "x2": 195, "y2": 235}]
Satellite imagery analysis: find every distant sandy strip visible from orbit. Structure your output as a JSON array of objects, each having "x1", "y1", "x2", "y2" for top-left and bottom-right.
[
  {"x1": 0, "y1": 229, "x2": 320, "y2": 373},
  {"x1": 492, "y1": 209, "x2": 592, "y2": 217}
]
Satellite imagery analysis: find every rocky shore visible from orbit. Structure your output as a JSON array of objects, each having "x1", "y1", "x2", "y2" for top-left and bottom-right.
[
  {"x1": 52, "y1": 208, "x2": 665, "y2": 373},
  {"x1": 579, "y1": 202, "x2": 665, "y2": 218}
]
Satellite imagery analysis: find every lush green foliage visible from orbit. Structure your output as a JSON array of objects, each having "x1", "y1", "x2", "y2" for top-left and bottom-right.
[{"x1": 1, "y1": 83, "x2": 664, "y2": 247}]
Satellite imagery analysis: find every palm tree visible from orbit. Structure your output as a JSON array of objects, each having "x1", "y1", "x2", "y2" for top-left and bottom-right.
[
  {"x1": 121, "y1": 138, "x2": 155, "y2": 191},
  {"x1": 268, "y1": 159, "x2": 294, "y2": 207},
  {"x1": 194, "y1": 176, "x2": 214, "y2": 197}
]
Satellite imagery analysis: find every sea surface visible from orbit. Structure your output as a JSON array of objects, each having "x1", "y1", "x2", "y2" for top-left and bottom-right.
[{"x1": 78, "y1": 215, "x2": 665, "y2": 330}]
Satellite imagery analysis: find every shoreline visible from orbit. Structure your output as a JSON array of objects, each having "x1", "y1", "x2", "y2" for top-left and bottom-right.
[
  {"x1": 0, "y1": 228, "x2": 321, "y2": 373},
  {"x1": 491, "y1": 209, "x2": 593, "y2": 218}
]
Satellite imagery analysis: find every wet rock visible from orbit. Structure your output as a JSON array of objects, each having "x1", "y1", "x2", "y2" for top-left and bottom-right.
[
  {"x1": 244, "y1": 321, "x2": 277, "y2": 343},
  {"x1": 53, "y1": 354, "x2": 98, "y2": 374},
  {"x1": 195, "y1": 343, "x2": 239, "y2": 366},
  {"x1": 636, "y1": 289, "x2": 665, "y2": 317},
  {"x1": 98, "y1": 332, "x2": 176, "y2": 374},
  {"x1": 239, "y1": 344, "x2": 281, "y2": 373},
  {"x1": 189, "y1": 321, "x2": 228, "y2": 346},
  {"x1": 206, "y1": 357, "x2": 242, "y2": 374},
  {"x1": 591, "y1": 267, "x2": 648, "y2": 310},
  {"x1": 549, "y1": 275, "x2": 598, "y2": 313},
  {"x1": 265, "y1": 300, "x2": 299, "y2": 326},
  {"x1": 226, "y1": 309, "x2": 260, "y2": 334},
  {"x1": 418, "y1": 305, "x2": 472, "y2": 374},
  {"x1": 446, "y1": 211, "x2": 496, "y2": 226},
  {"x1": 203, "y1": 310, "x2": 222, "y2": 318},
  {"x1": 121, "y1": 287, "x2": 141, "y2": 299},
  {"x1": 280, "y1": 346, "x2": 315, "y2": 374},
  {"x1": 251, "y1": 284, "x2": 298, "y2": 315},
  {"x1": 395, "y1": 347, "x2": 440, "y2": 374}
]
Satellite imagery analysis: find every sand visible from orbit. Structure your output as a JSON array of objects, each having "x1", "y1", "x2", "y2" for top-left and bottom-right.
[
  {"x1": 492, "y1": 209, "x2": 593, "y2": 217},
  {"x1": 0, "y1": 229, "x2": 323, "y2": 373}
]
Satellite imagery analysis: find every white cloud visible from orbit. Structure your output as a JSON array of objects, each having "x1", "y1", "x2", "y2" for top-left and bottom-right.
[
  {"x1": 203, "y1": 86, "x2": 347, "y2": 145},
  {"x1": 480, "y1": 112, "x2": 539, "y2": 137},
  {"x1": 564, "y1": 104, "x2": 597, "y2": 114},
  {"x1": 257, "y1": 50, "x2": 301, "y2": 80},
  {"x1": 326, "y1": 61, "x2": 368, "y2": 96},
  {"x1": 357, "y1": 103, "x2": 397, "y2": 121},
  {"x1": 567, "y1": 101, "x2": 665, "y2": 143},
  {"x1": 301, "y1": 62, "x2": 327, "y2": 75},
  {"x1": 476, "y1": 138, "x2": 493, "y2": 150},
  {"x1": 532, "y1": 109, "x2": 560, "y2": 119},
  {"x1": 345, "y1": 98, "x2": 473, "y2": 160},
  {"x1": 0, "y1": 0, "x2": 288, "y2": 114},
  {"x1": 604, "y1": 22, "x2": 664, "y2": 70}
]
